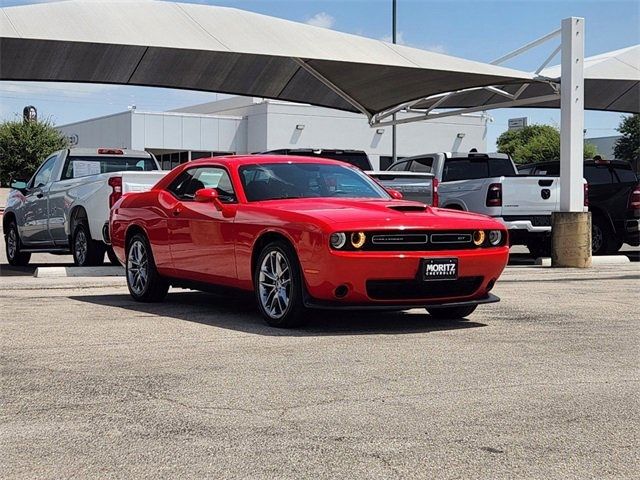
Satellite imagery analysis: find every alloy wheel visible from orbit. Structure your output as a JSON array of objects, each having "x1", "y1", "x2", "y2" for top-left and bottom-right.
[
  {"x1": 127, "y1": 240, "x2": 149, "y2": 296},
  {"x1": 258, "y1": 250, "x2": 292, "y2": 319},
  {"x1": 592, "y1": 224, "x2": 603, "y2": 254},
  {"x1": 7, "y1": 228, "x2": 17, "y2": 259},
  {"x1": 74, "y1": 229, "x2": 88, "y2": 265}
]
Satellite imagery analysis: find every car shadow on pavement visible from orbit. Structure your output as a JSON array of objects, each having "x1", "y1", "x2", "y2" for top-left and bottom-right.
[{"x1": 69, "y1": 291, "x2": 487, "y2": 336}]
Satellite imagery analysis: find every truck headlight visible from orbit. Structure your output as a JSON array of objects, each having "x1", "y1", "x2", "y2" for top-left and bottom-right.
[
  {"x1": 330, "y1": 232, "x2": 347, "y2": 249},
  {"x1": 489, "y1": 230, "x2": 502, "y2": 246}
]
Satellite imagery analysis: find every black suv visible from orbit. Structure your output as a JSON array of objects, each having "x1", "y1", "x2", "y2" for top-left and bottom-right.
[
  {"x1": 262, "y1": 149, "x2": 373, "y2": 170},
  {"x1": 518, "y1": 160, "x2": 640, "y2": 255}
]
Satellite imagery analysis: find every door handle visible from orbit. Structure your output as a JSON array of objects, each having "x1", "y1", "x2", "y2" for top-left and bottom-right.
[
  {"x1": 172, "y1": 206, "x2": 182, "y2": 216},
  {"x1": 36, "y1": 192, "x2": 44, "y2": 199}
]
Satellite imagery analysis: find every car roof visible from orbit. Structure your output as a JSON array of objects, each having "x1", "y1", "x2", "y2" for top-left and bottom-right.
[{"x1": 184, "y1": 154, "x2": 349, "y2": 167}]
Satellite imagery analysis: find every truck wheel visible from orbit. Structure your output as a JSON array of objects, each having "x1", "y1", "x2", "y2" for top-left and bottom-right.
[
  {"x1": 72, "y1": 223, "x2": 104, "y2": 266},
  {"x1": 126, "y1": 233, "x2": 168, "y2": 302},
  {"x1": 592, "y1": 216, "x2": 616, "y2": 256},
  {"x1": 254, "y1": 241, "x2": 306, "y2": 328},
  {"x1": 106, "y1": 246, "x2": 121, "y2": 266},
  {"x1": 426, "y1": 305, "x2": 477, "y2": 319},
  {"x1": 5, "y1": 220, "x2": 31, "y2": 266}
]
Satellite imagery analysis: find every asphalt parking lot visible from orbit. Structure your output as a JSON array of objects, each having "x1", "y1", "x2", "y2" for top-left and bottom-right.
[{"x1": 1, "y1": 231, "x2": 638, "y2": 479}]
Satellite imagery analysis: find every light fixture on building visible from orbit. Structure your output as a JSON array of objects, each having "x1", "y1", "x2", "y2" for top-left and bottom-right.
[
  {"x1": 456, "y1": 132, "x2": 466, "y2": 138},
  {"x1": 296, "y1": 124, "x2": 305, "y2": 130},
  {"x1": 376, "y1": 128, "x2": 385, "y2": 134}
]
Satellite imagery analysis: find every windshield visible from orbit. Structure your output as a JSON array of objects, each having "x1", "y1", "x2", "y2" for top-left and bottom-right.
[
  {"x1": 61, "y1": 155, "x2": 157, "y2": 180},
  {"x1": 240, "y1": 163, "x2": 390, "y2": 201}
]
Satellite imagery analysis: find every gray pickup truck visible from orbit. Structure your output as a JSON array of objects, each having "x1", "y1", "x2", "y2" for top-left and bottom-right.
[{"x1": 4, "y1": 148, "x2": 165, "y2": 267}]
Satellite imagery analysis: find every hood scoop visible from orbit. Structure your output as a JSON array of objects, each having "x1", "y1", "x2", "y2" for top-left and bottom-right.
[{"x1": 387, "y1": 204, "x2": 428, "y2": 213}]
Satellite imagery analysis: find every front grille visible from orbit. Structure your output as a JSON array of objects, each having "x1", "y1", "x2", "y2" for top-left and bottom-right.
[
  {"x1": 366, "y1": 276, "x2": 483, "y2": 300},
  {"x1": 357, "y1": 230, "x2": 479, "y2": 251},
  {"x1": 503, "y1": 215, "x2": 551, "y2": 227}
]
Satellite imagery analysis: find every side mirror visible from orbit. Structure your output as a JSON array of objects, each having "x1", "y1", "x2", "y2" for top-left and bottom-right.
[
  {"x1": 194, "y1": 188, "x2": 219, "y2": 203},
  {"x1": 10, "y1": 179, "x2": 28, "y2": 192},
  {"x1": 387, "y1": 188, "x2": 403, "y2": 200},
  {"x1": 194, "y1": 188, "x2": 235, "y2": 218}
]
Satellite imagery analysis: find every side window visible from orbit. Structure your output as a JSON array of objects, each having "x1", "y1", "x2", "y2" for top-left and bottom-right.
[
  {"x1": 410, "y1": 157, "x2": 434, "y2": 173},
  {"x1": 584, "y1": 165, "x2": 613, "y2": 185},
  {"x1": 167, "y1": 167, "x2": 236, "y2": 202},
  {"x1": 30, "y1": 154, "x2": 58, "y2": 188},
  {"x1": 388, "y1": 161, "x2": 409, "y2": 171}
]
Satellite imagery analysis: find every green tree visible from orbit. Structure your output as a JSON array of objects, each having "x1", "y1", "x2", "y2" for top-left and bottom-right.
[
  {"x1": 613, "y1": 114, "x2": 639, "y2": 167},
  {"x1": 497, "y1": 124, "x2": 596, "y2": 165},
  {"x1": 0, "y1": 118, "x2": 68, "y2": 186}
]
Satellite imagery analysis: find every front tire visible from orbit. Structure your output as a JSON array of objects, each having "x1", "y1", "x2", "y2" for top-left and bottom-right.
[
  {"x1": 254, "y1": 241, "x2": 306, "y2": 328},
  {"x1": 126, "y1": 233, "x2": 168, "y2": 302},
  {"x1": 72, "y1": 223, "x2": 104, "y2": 266},
  {"x1": 5, "y1": 221, "x2": 31, "y2": 266},
  {"x1": 426, "y1": 305, "x2": 478, "y2": 319}
]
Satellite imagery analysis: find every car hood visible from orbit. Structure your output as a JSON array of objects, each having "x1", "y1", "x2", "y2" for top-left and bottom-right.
[{"x1": 257, "y1": 198, "x2": 504, "y2": 230}]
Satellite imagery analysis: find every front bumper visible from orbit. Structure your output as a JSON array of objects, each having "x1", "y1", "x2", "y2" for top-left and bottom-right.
[
  {"x1": 301, "y1": 246, "x2": 509, "y2": 306},
  {"x1": 304, "y1": 292, "x2": 500, "y2": 310}
]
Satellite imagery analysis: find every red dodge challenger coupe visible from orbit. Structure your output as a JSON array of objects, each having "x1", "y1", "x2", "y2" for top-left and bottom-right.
[{"x1": 109, "y1": 156, "x2": 509, "y2": 327}]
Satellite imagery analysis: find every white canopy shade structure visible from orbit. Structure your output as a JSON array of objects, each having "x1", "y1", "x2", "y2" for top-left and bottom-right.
[
  {"x1": 0, "y1": 0, "x2": 541, "y2": 125},
  {"x1": 397, "y1": 44, "x2": 639, "y2": 127}
]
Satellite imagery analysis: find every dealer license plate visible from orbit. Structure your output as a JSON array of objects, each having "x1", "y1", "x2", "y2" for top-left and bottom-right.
[{"x1": 421, "y1": 258, "x2": 458, "y2": 281}]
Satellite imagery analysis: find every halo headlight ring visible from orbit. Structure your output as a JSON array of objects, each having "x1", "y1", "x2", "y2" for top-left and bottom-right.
[
  {"x1": 330, "y1": 232, "x2": 347, "y2": 249},
  {"x1": 350, "y1": 232, "x2": 366, "y2": 249},
  {"x1": 473, "y1": 230, "x2": 486, "y2": 246},
  {"x1": 489, "y1": 230, "x2": 503, "y2": 246}
]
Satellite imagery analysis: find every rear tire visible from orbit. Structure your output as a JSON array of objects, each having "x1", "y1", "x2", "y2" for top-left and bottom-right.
[
  {"x1": 254, "y1": 240, "x2": 306, "y2": 328},
  {"x1": 5, "y1": 220, "x2": 31, "y2": 266},
  {"x1": 426, "y1": 305, "x2": 477, "y2": 319},
  {"x1": 592, "y1": 215, "x2": 617, "y2": 256},
  {"x1": 72, "y1": 223, "x2": 104, "y2": 266},
  {"x1": 126, "y1": 233, "x2": 168, "y2": 302}
]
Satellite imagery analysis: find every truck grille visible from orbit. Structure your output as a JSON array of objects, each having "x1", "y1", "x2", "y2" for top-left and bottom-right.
[{"x1": 366, "y1": 276, "x2": 483, "y2": 300}]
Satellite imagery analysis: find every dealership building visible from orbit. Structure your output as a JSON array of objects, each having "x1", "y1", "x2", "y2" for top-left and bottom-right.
[{"x1": 58, "y1": 96, "x2": 489, "y2": 170}]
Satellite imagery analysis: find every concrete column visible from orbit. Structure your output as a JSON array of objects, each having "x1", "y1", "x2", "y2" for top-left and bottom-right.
[
  {"x1": 553, "y1": 17, "x2": 590, "y2": 268},
  {"x1": 552, "y1": 212, "x2": 592, "y2": 268}
]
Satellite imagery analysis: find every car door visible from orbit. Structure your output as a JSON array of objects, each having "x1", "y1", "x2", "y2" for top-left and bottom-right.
[
  {"x1": 166, "y1": 166, "x2": 238, "y2": 284},
  {"x1": 20, "y1": 154, "x2": 58, "y2": 245}
]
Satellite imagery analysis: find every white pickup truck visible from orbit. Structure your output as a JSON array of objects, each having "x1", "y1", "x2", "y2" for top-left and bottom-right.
[
  {"x1": 387, "y1": 152, "x2": 587, "y2": 256},
  {"x1": 4, "y1": 148, "x2": 166, "y2": 266}
]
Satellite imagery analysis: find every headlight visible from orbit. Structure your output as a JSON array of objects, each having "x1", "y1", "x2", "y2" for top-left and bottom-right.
[
  {"x1": 472, "y1": 230, "x2": 485, "y2": 246},
  {"x1": 330, "y1": 232, "x2": 347, "y2": 249},
  {"x1": 350, "y1": 232, "x2": 366, "y2": 249},
  {"x1": 489, "y1": 230, "x2": 502, "y2": 246}
]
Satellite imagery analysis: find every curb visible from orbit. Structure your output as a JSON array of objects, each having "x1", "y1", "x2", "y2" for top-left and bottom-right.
[
  {"x1": 535, "y1": 255, "x2": 632, "y2": 267},
  {"x1": 34, "y1": 266, "x2": 125, "y2": 278}
]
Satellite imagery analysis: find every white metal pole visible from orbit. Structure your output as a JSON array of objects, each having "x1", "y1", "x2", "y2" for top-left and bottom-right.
[{"x1": 559, "y1": 17, "x2": 585, "y2": 212}]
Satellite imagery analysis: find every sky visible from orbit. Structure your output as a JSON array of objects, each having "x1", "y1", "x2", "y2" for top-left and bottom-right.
[{"x1": 1, "y1": 0, "x2": 638, "y2": 149}]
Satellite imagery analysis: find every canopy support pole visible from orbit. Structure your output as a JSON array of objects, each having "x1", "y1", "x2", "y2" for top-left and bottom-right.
[
  {"x1": 552, "y1": 17, "x2": 591, "y2": 268},
  {"x1": 292, "y1": 58, "x2": 372, "y2": 120}
]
